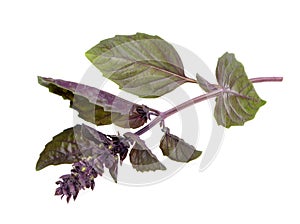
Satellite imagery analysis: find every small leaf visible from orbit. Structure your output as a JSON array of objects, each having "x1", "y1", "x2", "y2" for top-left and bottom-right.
[
  {"x1": 38, "y1": 76, "x2": 151, "y2": 128},
  {"x1": 214, "y1": 53, "x2": 266, "y2": 128},
  {"x1": 88, "y1": 149, "x2": 118, "y2": 179},
  {"x1": 108, "y1": 156, "x2": 119, "y2": 183},
  {"x1": 124, "y1": 132, "x2": 166, "y2": 172},
  {"x1": 196, "y1": 73, "x2": 218, "y2": 92},
  {"x1": 159, "y1": 128, "x2": 202, "y2": 162},
  {"x1": 75, "y1": 124, "x2": 121, "y2": 182},
  {"x1": 36, "y1": 125, "x2": 83, "y2": 171},
  {"x1": 85, "y1": 33, "x2": 196, "y2": 98}
]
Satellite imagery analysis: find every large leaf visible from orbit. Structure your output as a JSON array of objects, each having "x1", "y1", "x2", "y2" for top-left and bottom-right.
[
  {"x1": 124, "y1": 132, "x2": 166, "y2": 172},
  {"x1": 214, "y1": 53, "x2": 266, "y2": 128},
  {"x1": 36, "y1": 125, "x2": 83, "y2": 171},
  {"x1": 85, "y1": 33, "x2": 196, "y2": 98},
  {"x1": 38, "y1": 76, "x2": 151, "y2": 128},
  {"x1": 159, "y1": 128, "x2": 202, "y2": 162},
  {"x1": 37, "y1": 124, "x2": 121, "y2": 182}
]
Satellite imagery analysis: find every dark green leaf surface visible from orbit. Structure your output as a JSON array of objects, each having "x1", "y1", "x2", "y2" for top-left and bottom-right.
[
  {"x1": 36, "y1": 126, "x2": 83, "y2": 171},
  {"x1": 85, "y1": 33, "x2": 196, "y2": 98},
  {"x1": 214, "y1": 53, "x2": 266, "y2": 128},
  {"x1": 36, "y1": 124, "x2": 120, "y2": 182},
  {"x1": 159, "y1": 128, "x2": 202, "y2": 162},
  {"x1": 124, "y1": 132, "x2": 166, "y2": 172},
  {"x1": 38, "y1": 76, "x2": 149, "y2": 128}
]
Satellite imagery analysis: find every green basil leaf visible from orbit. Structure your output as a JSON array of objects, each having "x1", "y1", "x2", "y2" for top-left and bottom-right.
[
  {"x1": 85, "y1": 33, "x2": 196, "y2": 98},
  {"x1": 124, "y1": 132, "x2": 166, "y2": 172},
  {"x1": 159, "y1": 128, "x2": 202, "y2": 162},
  {"x1": 214, "y1": 53, "x2": 266, "y2": 128}
]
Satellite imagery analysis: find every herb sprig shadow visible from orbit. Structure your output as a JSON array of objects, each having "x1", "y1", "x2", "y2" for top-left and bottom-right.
[{"x1": 36, "y1": 33, "x2": 283, "y2": 202}]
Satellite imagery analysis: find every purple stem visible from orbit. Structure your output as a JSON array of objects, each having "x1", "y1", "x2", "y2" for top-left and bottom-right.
[
  {"x1": 250, "y1": 77, "x2": 283, "y2": 83},
  {"x1": 135, "y1": 76, "x2": 283, "y2": 136},
  {"x1": 135, "y1": 89, "x2": 222, "y2": 136}
]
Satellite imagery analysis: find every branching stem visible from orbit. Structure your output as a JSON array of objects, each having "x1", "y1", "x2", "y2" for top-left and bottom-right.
[{"x1": 135, "y1": 76, "x2": 283, "y2": 136}]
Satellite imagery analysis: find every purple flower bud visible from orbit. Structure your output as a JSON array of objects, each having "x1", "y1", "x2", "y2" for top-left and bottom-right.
[
  {"x1": 54, "y1": 127, "x2": 133, "y2": 202},
  {"x1": 55, "y1": 161, "x2": 98, "y2": 203},
  {"x1": 107, "y1": 135, "x2": 130, "y2": 162}
]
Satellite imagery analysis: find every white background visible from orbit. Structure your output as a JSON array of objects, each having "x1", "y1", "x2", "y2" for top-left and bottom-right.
[{"x1": 0, "y1": 0, "x2": 298, "y2": 223}]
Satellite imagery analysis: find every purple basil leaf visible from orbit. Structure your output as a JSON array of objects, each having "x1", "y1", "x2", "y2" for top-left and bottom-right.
[
  {"x1": 124, "y1": 132, "x2": 166, "y2": 172},
  {"x1": 108, "y1": 156, "x2": 119, "y2": 183},
  {"x1": 80, "y1": 123, "x2": 110, "y2": 145},
  {"x1": 214, "y1": 53, "x2": 266, "y2": 128},
  {"x1": 77, "y1": 124, "x2": 122, "y2": 182},
  {"x1": 36, "y1": 125, "x2": 83, "y2": 171},
  {"x1": 36, "y1": 124, "x2": 106, "y2": 171},
  {"x1": 87, "y1": 149, "x2": 117, "y2": 178},
  {"x1": 87, "y1": 151, "x2": 119, "y2": 182},
  {"x1": 85, "y1": 33, "x2": 196, "y2": 98},
  {"x1": 159, "y1": 128, "x2": 202, "y2": 162},
  {"x1": 37, "y1": 124, "x2": 122, "y2": 182},
  {"x1": 38, "y1": 76, "x2": 151, "y2": 128}
]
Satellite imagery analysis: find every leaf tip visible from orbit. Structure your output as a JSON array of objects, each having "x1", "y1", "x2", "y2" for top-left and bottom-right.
[
  {"x1": 188, "y1": 150, "x2": 202, "y2": 162},
  {"x1": 35, "y1": 161, "x2": 43, "y2": 171},
  {"x1": 160, "y1": 163, "x2": 167, "y2": 170},
  {"x1": 37, "y1": 76, "x2": 50, "y2": 87},
  {"x1": 36, "y1": 155, "x2": 51, "y2": 171},
  {"x1": 85, "y1": 50, "x2": 96, "y2": 62},
  {"x1": 37, "y1": 76, "x2": 43, "y2": 84}
]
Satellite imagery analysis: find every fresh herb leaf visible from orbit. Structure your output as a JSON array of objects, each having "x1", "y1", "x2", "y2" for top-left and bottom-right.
[
  {"x1": 36, "y1": 125, "x2": 83, "y2": 171},
  {"x1": 213, "y1": 53, "x2": 266, "y2": 128},
  {"x1": 85, "y1": 33, "x2": 196, "y2": 98},
  {"x1": 38, "y1": 76, "x2": 151, "y2": 128},
  {"x1": 36, "y1": 124, "x2": 129, "y2": 183},
  {"x1": 159, "y1": 128, "x2": 202, "y2": 162},
  {"x1": 124, "y1": 132, "x2": 166, "y2": 172},
  {"x1": 36, "y1": 32, "x2": 283, "y2": 203},
  {"x1": 77, "y1": 124, "x2": 128, "y2": 183}
]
